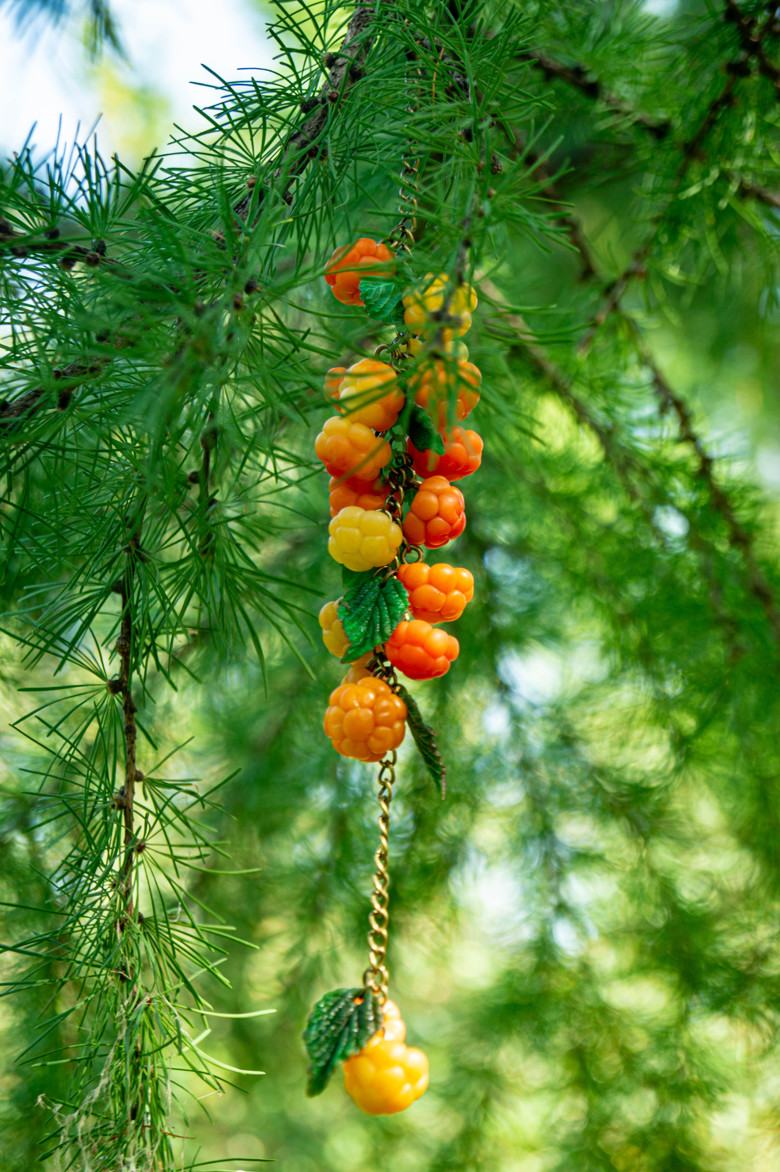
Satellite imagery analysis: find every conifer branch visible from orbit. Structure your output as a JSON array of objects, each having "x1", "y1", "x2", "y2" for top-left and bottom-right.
[
  {"x1": 576, "y1": 9, "x2": 779, "y2": 348},
  {"x1": 724, "y1": 0, "x2": 780, "y2": 99},
  {"x1": 518, "y1": 49, "x2": 672, "y2": 139},
  {"x1": 115, "y1": 535, "x2": 141, "y2": 924},
  {"x1": 482, "y1": 278, "x2": 780, "y2": 658},
  {"x1": 518, "y1": 41, "x2": 780, "y2": 210},
  {"x1": 0, "y1": 357, "x2": 109, "y2": 424},
  {"x1": 234, "y1": 1, "x2": 386, "y2": 221},
  {"x1": 626, "y1": 320, "x2": 780, "y2": 650}
]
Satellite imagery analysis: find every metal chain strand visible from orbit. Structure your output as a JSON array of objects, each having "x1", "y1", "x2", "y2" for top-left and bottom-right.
[
  {"x1": 387, "y1": 60, "x2": 420, "y2": 256},
  {"x1": 388, "y1": 148, "x2": 419, "y2": 256},
  {"x1": 363, "y1": 751, "x2": 396, "y2": 1001}
]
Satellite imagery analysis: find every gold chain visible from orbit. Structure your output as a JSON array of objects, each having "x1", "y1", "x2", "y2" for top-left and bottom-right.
[
  {"x1": 363, "y1": 750, "x2": 396, "y2": 1001},
  {"x1": 387, "y1": 64, "x2": 420, "y2": 256}
]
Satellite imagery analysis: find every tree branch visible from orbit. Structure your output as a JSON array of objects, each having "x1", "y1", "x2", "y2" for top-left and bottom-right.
[
  {"x1": 518, "y1": 49, "x2": 672, "y2": 140},
  {"x1": 234, "y1": 1, "x2": 383, "y2": 221},
  {"x1": 0, "y1": 1, "x2": 388, "y2": 427}
]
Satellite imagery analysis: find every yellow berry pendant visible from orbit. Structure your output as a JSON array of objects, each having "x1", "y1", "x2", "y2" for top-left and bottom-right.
[
  {"x1": 343, "y1": 1000, "x2": 429, "y2": 1115},
  {"x1": 328, "y1": 505, "x2": 403, "y2": 572}
]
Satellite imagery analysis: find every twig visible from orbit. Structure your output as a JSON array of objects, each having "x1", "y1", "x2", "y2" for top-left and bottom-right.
[
  {"x1": 234, "y1": 1, "x2": 383, "y2": 221},
  {"x1": 481, "y1": 278, "x2": 777, "y2": 660},
  {"x1": 518, "y1": 49, "x2": 672, "y2": 139},
  {"x1": 0, "y1": 358, "x2": 110, "y2": 426},
  {"x1": 626, "y1": 320, "x2": 780, "y2": 650},
  {"x1": 114, "y1": 540, "x2": 140, "y2": 924},
  {"x1": 0, "y1": 0, "x2": 388, "y2": 426}
]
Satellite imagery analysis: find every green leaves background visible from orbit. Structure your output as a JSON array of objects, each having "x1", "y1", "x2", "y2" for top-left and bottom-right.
[{"x1": 2, "y1": 1, "x2": 780, "y2": 1171}]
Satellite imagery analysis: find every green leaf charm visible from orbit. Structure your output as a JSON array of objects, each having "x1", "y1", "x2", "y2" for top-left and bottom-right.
[
  {"x1": 397, "y1": 683, "x2": 447, "y2": 798},
  {"x1": 359, "y1": 278, "x2": 404, "y2": 324},
  {"x1": 338, "y1": 574, "x2": 408, "y2": 661},
  {"x1": 303, "y1": 987, "x2": 382, "y2": 1096},
  {"x1": 407, "y1": 403, "x2": 445, "y2": 456},
  {"x1": 341, "y1": 566, "x2": 376, "y2": 592}
]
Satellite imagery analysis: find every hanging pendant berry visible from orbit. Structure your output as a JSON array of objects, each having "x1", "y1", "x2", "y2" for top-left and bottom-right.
[{"x1": 343, "y1": 1000, "x2": 429, "y2": 1115}]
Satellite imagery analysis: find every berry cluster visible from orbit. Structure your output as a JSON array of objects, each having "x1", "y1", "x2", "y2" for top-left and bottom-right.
[
  {"x1": 309, "y1": 241, "x2": 485, "y2": 1118},
  {"x1": 317, "y1": 240, "x2": 483, "y2": 761}
]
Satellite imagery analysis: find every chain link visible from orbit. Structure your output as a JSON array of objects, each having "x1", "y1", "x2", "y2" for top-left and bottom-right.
[
  {"x1": 386, "y1": 63, "x2": 420, "y2": 257},
  {"x1": 363, "y1": 751, "x2": 396, "y2": 1001}
]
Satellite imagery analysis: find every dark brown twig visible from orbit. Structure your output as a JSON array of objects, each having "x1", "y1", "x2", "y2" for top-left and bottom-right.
[
  {"x1": 627, "y1": 321, "x2": 780, "y2": 650},
  {"x1": 518, "y1": 49, "x2": 672, "y2": 140},
  {"x1": 234, "y1": 2, "x2": 382, "y2": 221},
  {"x1": 0, "y1": 358, "x2": 110, "y2": 425},
  {"x1": 114, "y1": 539, "x2": 140, "y2": 923}
]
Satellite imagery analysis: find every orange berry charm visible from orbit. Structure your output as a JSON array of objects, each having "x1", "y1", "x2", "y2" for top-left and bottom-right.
[
  {"x1": 408, "y1": 425, "x2": 483, "y2": 481},
  {"x1": 397, "y1": 562, "x2": 474, "y2": 622},
  {"x1": 409, "y1": 357, "x2": 481, "y2": 428},
  {"x1": 323, "y1": 367, "x2": 347, "y2": 402},
  {"x1": 385, "y1": 619, "x2": 459, "y2": 680},
  {"x1": 325, "y1": 239, "x2": 395, "y2": 306},
  {"x1": 336, "y1": 359, "x2": 405, "y2": 431},
  {"x1": 324, "y1": 677, "x2": 407, "y2": 762},
  {"x1": 315, "y1": 416, "x2": 392, "y2": 482},
  {"x1": 343, "y1": 1000, "x2": 429, "y2": 1115},
  {"x1": 403, "y1": 476, "x2": 466, "y2": 549},
  {"x1": 328, "y1": 475, "x2": 391, "y2": 517}
]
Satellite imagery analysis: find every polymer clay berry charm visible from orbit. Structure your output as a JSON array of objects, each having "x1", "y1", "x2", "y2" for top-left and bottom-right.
[
  {"x1": 409, "y1": 356, "x2": 481, "y2": 428},
  {"x1": 328, "y1": 505, "x2": 403, "y2": 572},
  {"x1": 325, "y1": 239, "x2": 395, "y2": 306},
  {"x1": 385, "y1": 619, "x2": 460, "y2": 680},
  {"x1": 402, "y1": 272, "x2": 477, "y2": 339},
  {"x1": 323, "y1": 677, "x2": 407, "y2": 762},
  {"x1": 318, "y1": 600, "x2": 350, "y2": 658},
  {"x1": 335, "y1": 359, "x2": 404, "y2": 431},
  {"x1": 403, "y1": 476, "x2": 466, "y2": 549},
  {"x1": 328, "y1": 475, "x2": 391, "y2": 517},
  {"x1": 408, "y1": 425, "x2": 483, "y2": 481},
  {"x1": 315, "y1": 416, "x2": 392, "y2": 482},
  {"x1": 396, "y1": 562, "x2": 474, "y2": 623},
  {"x1": 343, "y1": 1000, "x2": 429, "y2": 1116}
]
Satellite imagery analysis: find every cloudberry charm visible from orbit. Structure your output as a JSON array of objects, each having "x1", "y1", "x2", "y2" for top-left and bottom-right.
[
  {"x1": 323, "y1": 367, "x2": 347, "y2": 402},
  {"x1": 319, "y1": 600, "x2": 350, "y2": 658},
  {"x1": 385, "y1": 619, "x2": 460, "y2": 680},
  {"x1": 328, "y1": 506, "x2": 403, "y2": 572},
  {"x1": 315, "y1": 416, "x2": 392, "y2": 482},
  {"x1": 410, "y1": 357, "x2": 481, "y2": 428},
  {"x1": 325, "y1": 239, "x2": 395, "y2": 306},
  {"x1": 409, "y1": 425, "x2": 483, "y2": 481},
  {"x1": 343, "y1": 1000, "x2": 429, "y2": 1115},
  {"x1": 403, "y1": 476, "x2": 466, "y2": 549},
  {"x1": 402, "y1": 272, "x2": 477, "y2": 339},
  {"x1": 328, "y1": 475, "x2": 391, "y2": 517},
  {"x1": 397, "y1": 562, "x2": 474, "y2": 623},
  {"x1": 324, "y1": 677, "x2": 407, "y2": 762},
  {"x1": 336, "y1": 359, "x2": 404, "y2": 430}
]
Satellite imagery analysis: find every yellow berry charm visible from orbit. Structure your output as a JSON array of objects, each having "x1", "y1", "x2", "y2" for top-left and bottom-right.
[
  {"x1": 402, "y1": 272, "x2": 477, "y2": 338},
  {"x1": 328, "y1": 505, "x2": 403, "y2": 572},
  {"x1": 344, "y1": 999, "x2": 429, "y2": 1115},
  {"x1": 318, "y1": 601, "x2": 349, "y2": 657},
  {"x1": 336, "y1": 359, "x2": 404, "y2": 431}
]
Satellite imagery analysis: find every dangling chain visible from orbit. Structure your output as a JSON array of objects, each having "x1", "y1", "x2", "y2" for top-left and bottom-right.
[
  {"x1": 363, "y1": 751, "x2": 396, "y2": 1001},
  {"x1": 386, "y1": 62, "x2": 420, "y2": 257}
]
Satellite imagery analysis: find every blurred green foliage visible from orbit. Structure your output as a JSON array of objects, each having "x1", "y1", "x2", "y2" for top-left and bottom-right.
[{"x1": 2, "y1": 0, "x2": 780, "y2": 1169}]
